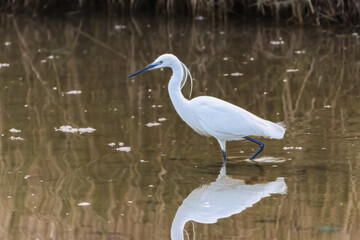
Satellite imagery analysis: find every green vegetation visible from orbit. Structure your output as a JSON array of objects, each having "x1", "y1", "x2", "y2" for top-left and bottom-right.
[{"x1": 1, "y1": 0, "x2": 359, "y2": 25}]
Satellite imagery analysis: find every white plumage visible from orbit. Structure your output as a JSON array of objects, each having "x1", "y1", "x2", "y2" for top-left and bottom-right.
[
  {"x1": 190, "y1": 96, "x2": 285, "y2": 139},
  {"x1": 129, "y1": 53, "x2": 285, "y2": 161},
  {"x1": 170, "y1": 164, "x2": 287, "y2": 240}
]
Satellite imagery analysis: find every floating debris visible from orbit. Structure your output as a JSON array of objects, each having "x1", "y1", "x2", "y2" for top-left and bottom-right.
[
  {"x1": 65, "y1": 90, "x2": 82, "y2": 95},
  {"x1": 55, "y1": 125, "x2": 96, "y2": 134},
  {"x1": 230, "y1": 72, "x2": 243, "y2": 77},
  {"x1": 114, "y1": 25, "x2": 127, "y2": 30},
  {"x1": 194, "y1": 16, "x2": 205, "y2": 21},
  {"x1": 146, "y1": 122, "x2": 161, "y2": 127},
  {"x1": 116, "y1": 146, "x2": 131, "y2": 152},
  {"x1": 324, "y1": 105, "x2": 332, "y2": 108},
  {"x1": 4, "y1": 42, "x2": 11, "y2": 46},
  {"x1": 151, "y1": 105, "x2": 163, "y2": 108},
  {"x1": 286, "y1": 69, "x2": 299, "y2": 72},
  {"x1": 158, "y1": 118, "x2": 166, "y2": 122},
  {"x1": 9, "y1": 136, "x2": 25, "y2": 141},
  {"x1": 9, "y1": 128, "x2": 21, "y2": 133},
  {"x1": 109, "y1": 142, "x2": 131, "y2": 152},
  {"x1": 295, "y1": 50, "x2": 306, "y2": 54},
  {"x1": 24, "y1": 175, "x2": 30, "y2": 179},
  {"x1": 283, "y1": 146, "x2": 303, "y2": 150},
  {"x1": 270, "y1": 40, "x2": 284, "y2": 45},
  {"x1": 78, "y1": 202, "x2": 91, "y2": 206},
  {"x1": 0, "y1": 63, "x2": 10, "y2": 69}
]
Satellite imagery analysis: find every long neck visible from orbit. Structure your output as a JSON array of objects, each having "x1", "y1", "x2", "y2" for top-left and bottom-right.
[{"x1": 168, "y1": 61, "x2": 189, "y2": 117}]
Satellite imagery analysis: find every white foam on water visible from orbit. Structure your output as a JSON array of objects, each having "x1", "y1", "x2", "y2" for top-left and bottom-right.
[
  {"x1": 55, "y1": 125, "x2": 96, "y2": 134},
  {"x1": 116, "y1": 146, "x2": 131, "y2": 152},
  {"x1": 146, "y1": 122, "x2": 161, "y2": 127},
  {"x1": 9, "y1": 128, "x2": 21, "y2": 133},
  {"x1": 78, "y1": 202, "x2": 91, "y2": 206},
  {"x1": 65, "y1": 90, "x2": 82, "y2": 95}
]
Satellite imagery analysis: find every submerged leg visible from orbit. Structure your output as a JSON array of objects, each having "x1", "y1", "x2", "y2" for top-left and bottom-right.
[
  {"x1": 217, "y1": 139, "x2": 227, "y2": 162},
  {"x1": 244, "y1": 136, "x2": 265, "y2": 160},
  {"x1": 222, "y1": 150, "x2": 227, "y2": 162}
]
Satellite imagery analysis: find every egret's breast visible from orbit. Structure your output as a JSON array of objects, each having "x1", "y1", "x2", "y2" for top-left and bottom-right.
[
  {"x1": 176, "y1": 106, "x2": 210, "y2": 137},
  {"x1": 182, "y1": 115, "x2": 210, "y2": 137}
]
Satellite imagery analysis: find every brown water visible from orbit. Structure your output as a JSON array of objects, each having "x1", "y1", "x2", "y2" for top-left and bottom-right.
[{"x1": 0, "y1": 15, "x2": 359, "y2": 240}]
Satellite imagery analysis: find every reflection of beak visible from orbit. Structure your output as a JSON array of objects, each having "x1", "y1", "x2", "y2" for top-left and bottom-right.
[{"x1": 128, "y1": 62, "x2": 161, "y2": 78}]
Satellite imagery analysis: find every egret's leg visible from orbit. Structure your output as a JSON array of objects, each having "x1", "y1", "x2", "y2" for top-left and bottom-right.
[
  {"x1": 222, "y1": 150, "x2": 227, "y2": 162},
  {"x1": 244, "y1": 136, "x2": 264, "y2": 160},
  {"x1": 217, "y1": 139, "x2": 227, "y2": 162}
]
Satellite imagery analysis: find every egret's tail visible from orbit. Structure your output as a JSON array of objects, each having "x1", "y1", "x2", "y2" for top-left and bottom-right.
[{"x1": 264, "y1": 121, "x2": 286, "y2": 139}]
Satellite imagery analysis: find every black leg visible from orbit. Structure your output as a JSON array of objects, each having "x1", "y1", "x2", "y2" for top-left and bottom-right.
[
  {"x1": 222, "y1": 150, "x2": 227, "y2": 162},
  {"x1": 244, "y1": 136, "x2": 265, "y2": 160}
]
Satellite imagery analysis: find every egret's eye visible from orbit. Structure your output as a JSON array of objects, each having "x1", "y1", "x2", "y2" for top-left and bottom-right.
[{"x1": 159, "y1": 61, "x2": 163, "y2": 64}]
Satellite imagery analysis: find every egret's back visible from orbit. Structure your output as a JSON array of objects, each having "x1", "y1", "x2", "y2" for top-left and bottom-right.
[{"x1": 189, "y1": 96, "x2": 285, "y2": 141}]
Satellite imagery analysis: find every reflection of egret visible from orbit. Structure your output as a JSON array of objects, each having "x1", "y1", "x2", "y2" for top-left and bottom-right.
[
  {"x1": 170, "y1": 163, "x2": 287, "y2": 240},
  {"x1": 129, "y1": 54, "x2": 285, "y2": 161}
]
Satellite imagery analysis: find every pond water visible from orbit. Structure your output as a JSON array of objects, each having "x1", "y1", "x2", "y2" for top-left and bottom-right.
[{"x1": 0, "y1": 15, "x2": 359, "y2": 239}]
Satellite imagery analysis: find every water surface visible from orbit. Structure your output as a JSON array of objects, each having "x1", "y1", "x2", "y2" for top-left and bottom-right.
[{"x1": 0, "y1": 16, "x2": 359, "y2": 239}]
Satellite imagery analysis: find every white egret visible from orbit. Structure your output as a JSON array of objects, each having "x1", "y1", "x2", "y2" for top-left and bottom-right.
[{"x1": 129, "y1": 54, "x2": 285, "y2": 161}]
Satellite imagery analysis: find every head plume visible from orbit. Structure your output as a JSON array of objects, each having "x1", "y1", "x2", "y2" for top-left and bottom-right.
[{"x1": 180, "y1": 61, "x2": 193, "y2": 99}]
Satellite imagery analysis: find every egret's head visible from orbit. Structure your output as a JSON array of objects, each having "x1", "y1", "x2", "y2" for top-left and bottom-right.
[{"x1": 128, "y1": 54, "x2": 178, "y2": 78}]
